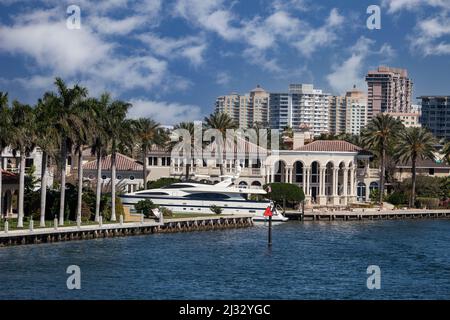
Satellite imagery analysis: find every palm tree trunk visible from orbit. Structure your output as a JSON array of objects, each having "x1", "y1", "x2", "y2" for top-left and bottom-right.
[
  {"x1": 219, "y1": 163, "x2": 224, "y2": 179},
  {"x1": 143, "y1": 151, "x2": 148, "y2": 189},
  {"x1": 39, "y1": 151, "x2": 48, "y2": 227},
  {"x1": 379, "y1": 148, "x2": 386, "y2": 208},
  {"x1": 17, "y1": 152, "x2": 25, "y2": 228},
  {"x1": 185, "y1": 163, "x2": 190, "y2": 181},
  {"x1": 411, "y1": 156, "x2": 417, "y2": 208},
  {"x1": 95, "y1": 152, "x2": 102, "y2": 222},
  {"x1": 111, "y1": 151, "x2": 117, "y2": 221},
  {"x1": 59, "y1": 140, "x2": 67, "y2": 226},
  {"x1": 0, "y1": 154, "x2": 3, "y2": 219},
  {"x1": 76, "y1": 149, "x2": 83, "y2": 222}
]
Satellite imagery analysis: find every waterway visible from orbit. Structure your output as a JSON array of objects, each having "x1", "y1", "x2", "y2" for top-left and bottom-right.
[{"x1": 1, "y1": 220, "x2": 450, "y2": 299}]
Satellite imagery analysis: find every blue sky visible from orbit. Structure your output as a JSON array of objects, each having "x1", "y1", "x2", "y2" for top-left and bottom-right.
[{"x1": 0, "y1": 0, "x2": 450, "y2": 125}]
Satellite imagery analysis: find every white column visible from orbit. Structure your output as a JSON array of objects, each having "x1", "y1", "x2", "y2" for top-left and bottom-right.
[
  {"x1": 343, "y1": 168, "x2": 349, "y2": 197},
  {"x1": 350, "y1": 168, "x2": 355, "y2": 196},
  {"x1": 319, "y1": 168, "x2": 325, "y2": 196},
  {"x1": 305, "y1": 167, "x2": 310, "y2": 196},
  {"x1": 332, "y1": 168, "x2": 338, "y2": 196}
]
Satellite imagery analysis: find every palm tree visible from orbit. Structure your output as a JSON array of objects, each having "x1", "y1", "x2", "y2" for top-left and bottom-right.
[
  {"x1": 104, "y1": 100, "x2": 133, "y2": 221},
  {"x1": 134, "y1": 118, "x2": 163, "y2": 189},
  {"x1": 89, "y1": 94, "x2": 109, "y2": 222},
  {"x1": 361, "y1": 114, "x2": 403, "y2": 206},
  {"x1": 0, "y1": 92, "x2": 12, "y2": 219},
  {"x1": 51, "y1": 78, "x2": 88, "y2": 225},
  {"x1": 394, "y1": 127, "x2": 437, "y2": 207},
  {"x1": 173, "y1": 122, "x2": 195, "y2": 180},
  {"x1": 73, "y1": 99, "x2": 97, "y2": 223},
  {"x1": 442, "y1": 140, "x2": 450, "y2": 165},
  {"x1": 204, "y1": 112, "x2": 237, "y2": 177},
  {"x1": 9, "y1": 101, "x2": 36, "y2": 227},
  {"x1": 34, "y1": 94, "x2": 59, "y2": 227}
]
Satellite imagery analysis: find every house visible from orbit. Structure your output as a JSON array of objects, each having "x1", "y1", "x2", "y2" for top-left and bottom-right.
[
  {"x1": 82, "y1": 153, "x2": 144, "y2": 193},
  {"x1": 1, "y1": 169, "x2": 19, "y2": 218}
]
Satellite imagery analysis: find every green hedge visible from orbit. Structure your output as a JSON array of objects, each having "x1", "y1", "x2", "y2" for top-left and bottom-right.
[{"x1": 415, "y1": 197, "x2": 440, "y2": 209}]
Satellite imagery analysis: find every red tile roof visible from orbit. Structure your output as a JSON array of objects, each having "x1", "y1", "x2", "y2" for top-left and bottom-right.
[
  {"x1": 82, "y1": 153, "x2": 143, "y2": 171},
  {"x1": 295, "y1": 140, "x2": 363, "y2": 152}
]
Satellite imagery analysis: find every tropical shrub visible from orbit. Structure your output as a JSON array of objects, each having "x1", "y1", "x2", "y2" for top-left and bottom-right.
[
  {"x1": 386, "y1": 192, "x2": 408, "y2": 206},
  {"x1": 135, "y1": 199, "x2": 157, "y2": 218},
  {"x1": 263, "y1": 183, "x2": 305, "y2": 210},
  {"x1": 160, "y1": 206, "x2": 173, "y2": 217},
  {"x1": 210, "y1": 205, "x2": 223, "y2": 214},
  {"x1": 416, "y1": 197, "x2": 440, "y2": 209}
]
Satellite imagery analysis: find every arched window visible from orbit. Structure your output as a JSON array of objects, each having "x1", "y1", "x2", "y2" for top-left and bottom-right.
[
  {"x1": 294, "y1": 161, "x2": 303, "y2": 183},
  {"x1": 357, "y1": 182, "x2": 366, "y2": 202},
  {"x1": 369, "y1": 182, "x2": 379, "y2": 193}
]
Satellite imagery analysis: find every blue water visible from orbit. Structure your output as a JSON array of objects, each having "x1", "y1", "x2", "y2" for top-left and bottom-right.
[{"x1": 1, "y1": 220, "x2": 450, "y2": 299}]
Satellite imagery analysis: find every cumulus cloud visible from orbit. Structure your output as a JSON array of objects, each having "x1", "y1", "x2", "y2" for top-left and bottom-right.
[
  {"x1": 0, "y1": 4, "x2": 190, "y2": 99},
  {"x1": 382, "y1": 0, "x2": 450, "y2": 13},
  {"x1": 128, "y1": 99, "x2": 203, "y2": 124},
  {"x1": 138, "y1": 33, "x2": 207, "y2": 66},
  {"x1": 409, "y1": 14, "x2": 450, "y2": 56},
  {"x1": 326, "y1": 37, "x2": 395, "y2": 95}
]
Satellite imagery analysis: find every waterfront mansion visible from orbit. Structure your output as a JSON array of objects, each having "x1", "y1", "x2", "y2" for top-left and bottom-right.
[{"x1": 145, "y1": 132, "x2": 380, "y2": 207}]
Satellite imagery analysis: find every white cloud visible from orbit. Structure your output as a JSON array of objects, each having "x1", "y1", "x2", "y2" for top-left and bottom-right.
[
  {"x1": 0, "y1": 20, "x2": 113, "y2": 75},
  {"x1": 89, "y1": 16, "x2": 147, "y2": 35},
  {"x1": 293, "y1": 8, "x2": 344, "y2": 57},
  {"x1": 128, "y1": 99, "x2": 202, "y2": 125},
  {"x1": 215, "y1": 71, "x2": 230, "y2": 85},
  {"x1": 382, "y1": 0, "x2": 450, "y2": 13},
  {"x1": 410, "y1": 14, "x2": 450, "y2": 56},
  {"x1": 326, "y1": 37, "x2": 395, "y2": 94},
  {"x1": 138, "y1": 33, "x2": 207, "y2": 66}
]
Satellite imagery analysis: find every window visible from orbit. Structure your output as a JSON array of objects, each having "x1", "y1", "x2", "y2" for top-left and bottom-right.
[
  {"x1": 429, "y1": 168, "x2": 435, "y2": 175},
  {"x1": 148, "y1": 157, "x2": 158, "y2": 166},
  {"x1": 102, "y1": 175, "x2": 107, "y2": 180},
  {"x1": 129, "y1": 175, "x2": 135, "y2": 180},
  {"x1": 162, "y1": 184, "x2": 193, "y2": 189},
  {"x1": 25, "y1": 158, "x2": 34, "y2": 168},
  {"x1": 140, "y1": 192, "x2": 170, "y2": 196},
  {"x1": 117, "y1": 175, "x2": 122, "y2": 179},
  {"x1": 183, "y1": 193, "x2": 231, "y2": 200}
]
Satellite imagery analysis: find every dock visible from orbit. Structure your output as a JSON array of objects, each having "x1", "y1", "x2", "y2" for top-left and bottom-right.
[
  {"x1": 285, "y1": 209, "x2": 450, "y2": 221},
  {"x1": 0, "y1": 215, "x2": 254, "y2": 247}
]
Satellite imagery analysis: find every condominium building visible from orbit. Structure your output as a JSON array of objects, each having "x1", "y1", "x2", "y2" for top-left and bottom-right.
[
  {"x1": 345, "y1": 88, "x2": 368, "y2": 135},
  {"x1": 386, "y1": 112, "x2": 421, "y2": 128},
  {"x1": 365, "y1": 66, "x2": 413, "y2": 119},
  {"x1": 269, "y1": 84, "x2": 331, "y2": 136},
  {"x1": 329, "y1": 87, "x2": 367, "y2": 136},
  {"x1": 329, "y1": 96, "x2": 346, "y2": 135},
  {"x1": 214, "y1": 85, "x2": 269, "y2": 128},
  {"x1": 419, "y1": 96, "x2": 450, "y2": 139}
]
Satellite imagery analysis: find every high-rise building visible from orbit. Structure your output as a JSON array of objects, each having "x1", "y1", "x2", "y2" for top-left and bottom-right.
[
  {"x1": 214, "y1": 85, "x2": 269, "y2": 128},
  {"x1": 329, "y1": 87, "x2": 367, "y2": 136},
  {"x1": 345, "y1": 87, "x2": 368, "y2": 136},
  {"x1": 329, "y1": 96, "x2": 346, "y2": 135},
  {"x1": 365, "y1": 66, "x2": 413, "y2": 119},
  {"x1": 419, "y1": 96, "x2": 450, "y2": 139},
  {"x1": 269, "y1": 84, "x2": 331, "y2": 136}
]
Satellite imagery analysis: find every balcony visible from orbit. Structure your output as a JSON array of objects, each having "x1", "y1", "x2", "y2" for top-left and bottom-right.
[{"x1": 357, "y1": 168, "x2": 379, "y2": 178}]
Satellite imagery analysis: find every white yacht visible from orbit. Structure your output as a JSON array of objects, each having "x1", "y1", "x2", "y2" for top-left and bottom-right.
[{"x1": 120, "y1": 166, "x2": 289, "y2": 222}]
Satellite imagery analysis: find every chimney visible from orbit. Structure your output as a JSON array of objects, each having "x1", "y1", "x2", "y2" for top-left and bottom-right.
[{"x1": 293, "y1": 132, "x2": 305, "y2": 150}]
